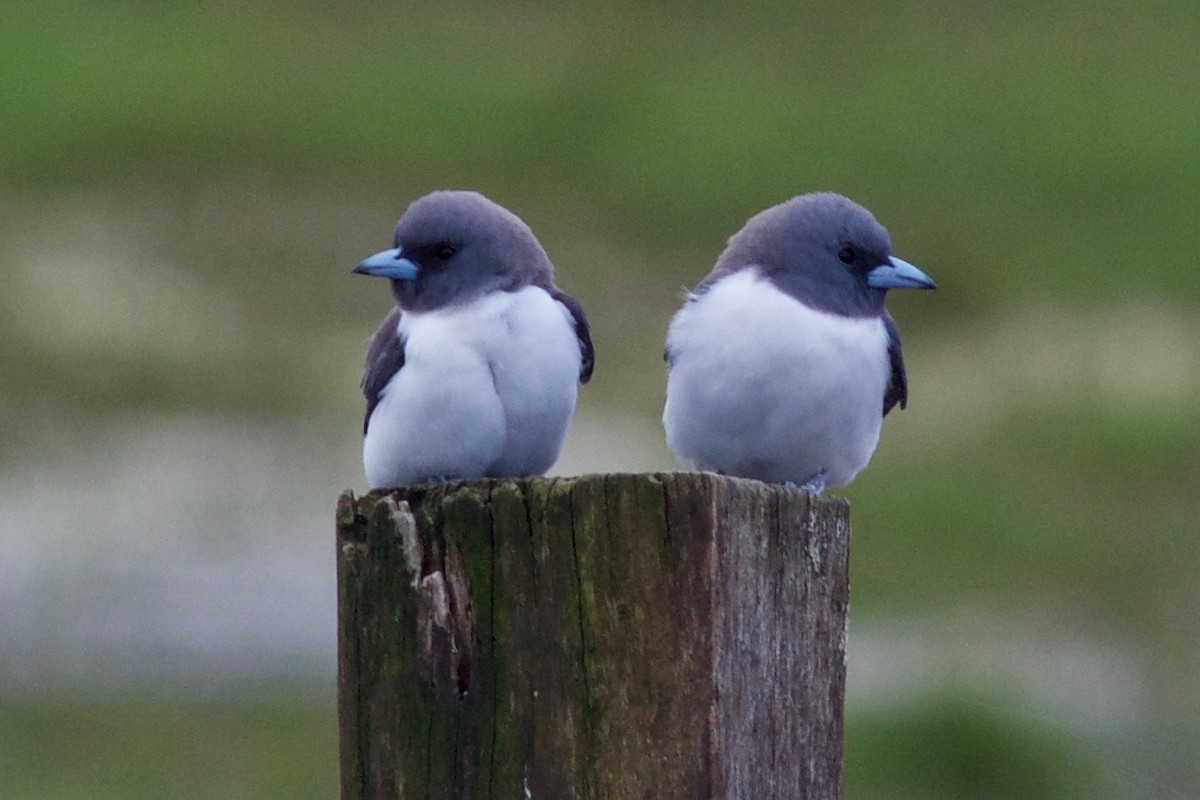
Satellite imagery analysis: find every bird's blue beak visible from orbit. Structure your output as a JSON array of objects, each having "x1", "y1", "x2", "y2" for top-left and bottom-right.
[
  {"x1": 352, "y1": 248, "x2": 419, "y2": 280},
  {"x1": 867, "y1": 256, "x2": 937, "y2": 290}
]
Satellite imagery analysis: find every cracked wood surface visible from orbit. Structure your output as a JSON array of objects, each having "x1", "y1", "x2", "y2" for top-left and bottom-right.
[{"x1": 336, "y1": 472, "x2": 850, "y2": 800}]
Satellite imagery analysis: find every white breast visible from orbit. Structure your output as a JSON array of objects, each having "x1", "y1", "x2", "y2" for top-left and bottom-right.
[
  {"x1": 663, "y1": 268, "x2": 890, "y2": 488},
  {"x1": 363, "y1": 286, "x2": 581, "y2": 489}
]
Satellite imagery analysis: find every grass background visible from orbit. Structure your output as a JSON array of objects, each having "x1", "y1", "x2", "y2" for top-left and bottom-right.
[{"x1": 2, "y1": 1, "x2": 1197, "y2": 797}]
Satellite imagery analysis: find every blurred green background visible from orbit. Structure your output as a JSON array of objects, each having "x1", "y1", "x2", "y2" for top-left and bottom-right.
[{"x1": 2, "y1": 1, "x2": 1197, "y2": 797}]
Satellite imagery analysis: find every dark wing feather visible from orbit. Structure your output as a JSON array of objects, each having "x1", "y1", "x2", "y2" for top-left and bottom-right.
[
  {"x1": 549, "y1": 288, "x2": 594, "y2": 384},
  {"x1": 361, "y1": 307, "x2": 406, "y2": 435},
  {"x1": 882, "y1": 311, "x2": 908, "y2": 416}
]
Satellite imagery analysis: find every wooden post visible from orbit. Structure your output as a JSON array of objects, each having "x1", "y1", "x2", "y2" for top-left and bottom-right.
[{"x1": 336, "y1": 472, "x2": 850, "y2": 800}]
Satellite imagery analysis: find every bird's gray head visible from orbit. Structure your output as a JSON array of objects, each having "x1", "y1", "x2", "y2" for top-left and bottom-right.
[
  {"x1": 354, "y1": 190, "x2": 554, "y2": 312},
  {"x1": 712, "y1": 192, "x2": 935, "y2": 317}
]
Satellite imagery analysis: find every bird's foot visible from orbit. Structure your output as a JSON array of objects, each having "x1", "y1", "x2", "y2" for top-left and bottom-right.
[{"x1": 793, "y1": 469, "x2": 827, "y2": 495}]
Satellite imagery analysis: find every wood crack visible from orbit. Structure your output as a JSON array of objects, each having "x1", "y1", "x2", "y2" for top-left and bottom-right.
[{"x1": 568, "y1": 479, "x2": 593, "y2": 710}]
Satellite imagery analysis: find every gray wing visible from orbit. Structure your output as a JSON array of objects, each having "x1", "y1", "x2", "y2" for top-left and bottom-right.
[
  {"x1": 361, "y1": 307, "x2": 406, "y2": 435},
  {"x1": 549, "y1": 288, "x2": 594, "y2": 384},
  {"x1": 882, "y1": 311, "x2": 908, "y2": 416}
]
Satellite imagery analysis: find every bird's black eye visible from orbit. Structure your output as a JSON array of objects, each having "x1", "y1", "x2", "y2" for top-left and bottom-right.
[
  {"x1": 837, "y1": 246, "x2": 857, "y2": 265},
  {"x1": 435, "y1": 244, "x2": 457, "y2": 261}
]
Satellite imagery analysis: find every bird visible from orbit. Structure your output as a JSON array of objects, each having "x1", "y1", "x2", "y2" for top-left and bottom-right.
[
  {"x1": 662, "y1": 192, "x2": 935, "y2": 492},
  {"x1": 353, "y1": 190, "x2": 593, "y2": 490}
]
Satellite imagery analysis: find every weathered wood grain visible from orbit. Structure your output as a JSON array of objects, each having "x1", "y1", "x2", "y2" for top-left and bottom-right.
[{"x1": 337, "y1": 472, "x2": 850, "y2": 799}]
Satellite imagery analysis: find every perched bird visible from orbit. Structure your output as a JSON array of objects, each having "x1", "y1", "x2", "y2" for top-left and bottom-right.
[
  {"x1": 353, "y1": 190, "x2": 593, "y2": 489},
  {"x1": 662, "y1": 192, "x2": 935, "y2": 492}
]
